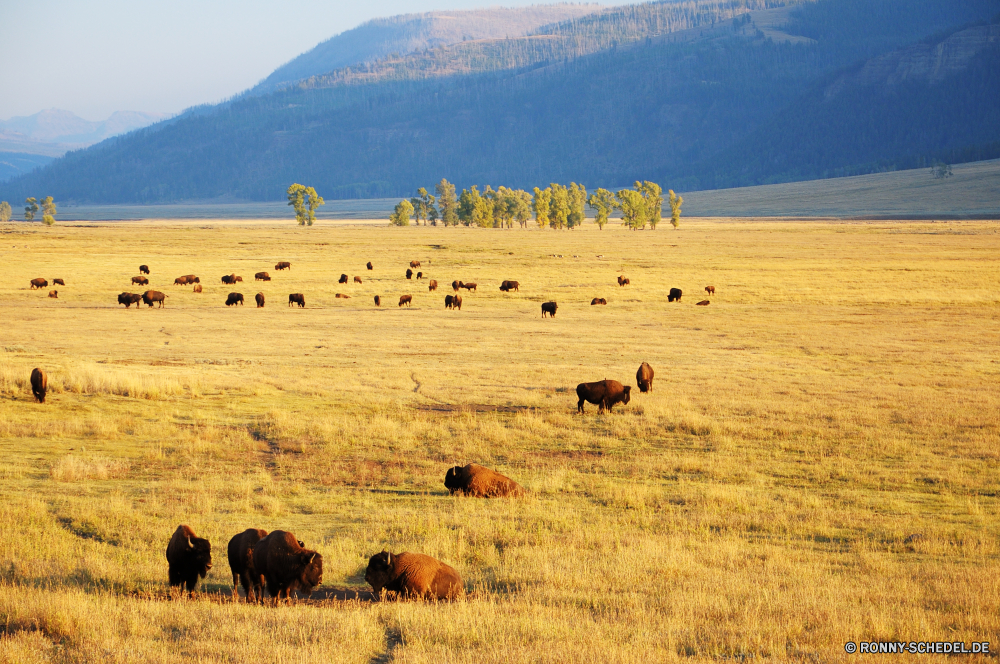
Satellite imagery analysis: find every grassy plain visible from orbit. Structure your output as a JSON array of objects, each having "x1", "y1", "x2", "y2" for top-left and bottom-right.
[{"x1": 0, "y1": 219, "x2": 998, "y2": 663}]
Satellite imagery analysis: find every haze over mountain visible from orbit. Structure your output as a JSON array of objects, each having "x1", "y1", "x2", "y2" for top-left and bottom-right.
[{"x1": 4, "y1": 0, "x2": 998, "y2": 203}]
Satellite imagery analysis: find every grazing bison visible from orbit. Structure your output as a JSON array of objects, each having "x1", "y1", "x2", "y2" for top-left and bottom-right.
[
  {"x1": 365, "y1": 551, "x2": 463, "y2": 600},
  {"x1": 255, "y1": 272, "x2": 270, "y2": 281},
  {"x1": 228, "y1": 528, "x2": 267, "y2": 602},
  {"x1": 53, "y1": 278, "x2": 65, "y2": 286},
  {"x1": 221, "y1": 274, "x2": 237, "y2": 285},
  {"x1": 29, "y1": 278, "x2": 48, "y2": 289},
  {"x1": 541, "y1": 301, "x2": 557, "y2": 318},
  {"x1": 445, "y1": 294, "x2": 462, "y2": 310},
  {"x1": 636, "y1": 362, "x2": 654, "y2": 393},
  {"x1": 705, "y1": 286, "x2": 715, "y2": 295},
  {"x1": 444, "y1": 463, "x2": 525, "y2": 498},
  {"x1": 174, "y1": 276, "x2": 188, "y2": 286},
  {"x1": 499, "y1": 280, "x2": 520, "y2": 292},
  {"x1": 142, "y1": 290, "x2": 167, "y2": 307},
  {"x1": 131, "y1": 276, "x2": 149, "y2": 286},
  {"x1": 591, "y1": 298, "x2": 607, "y2": 305},
  {"x1": 275, "y1": 262, "x2": 291, "y2": 271},
  {"x1": 48, "y1": 290, "x2": 58, "y2": 298},
  {"x1": 255, "y1": 292, "x2": 265, "y2": 308},
  {"x1": 697, "y1": 300, "x2": 710, "y2": 306},
  {"x1": 192, "y1": 283, "x2": 203, "y2": 293},
  {"x1": 225, "y1": 292, "x2": 244, "y2": 306},
  {"x1": 354, "y1": 276, "x2": 362, "y2": 284},
  {"x1": 367, "y1": 261, "x2": 373, "y2": 270},
  {"x1": 374, "y1": 295, "x2": 381, "y2": 307},
  {"x1": 416, "y1": 272, "x2": 422, "y2": 279},
  {"x1": 252, "y1": 530, "x2": 323, "y2": 603},
  {"x1": 576, "y1": 380, "x2": 631, "y2": 414},
  {"x1": 339, "y1": 274, "x2": 348, "y2": 284},
  {"x1": 335, "y1": 293, "x2": 350, "y2": 299},
  {"x1": 139, "y1": 265, "x2": 150, "y2": 275},
  {"x1": 409, "y1": 260, "x2": 421, "y2": 268},
  {"x1": 166, "y1": 525, "x2": 213, "y2": 596},
  {"x1": 118, "y1": 292, "x2": 142, "y2": 308},
  {"x1": 288, "y1": 293, "x2": 305, "y2": 308},
  {"x1": 668, "y1": 288, "x2": 682, "y2": 302},
  {"x1": 460, "y1": 282, "x2": 476, "y2": 292},
  {"x1": 452, "y1": 280, "x2": 461, "y2": 291},
  {"x1": 399, "y1": 294, "x2": 412, "y2": 307},
  {"x1": 30, "y1": 368, "x2": 47, "y2": 403},
  {"x1": 618, "y1": 276, "x2": 630, "y2": 287},
  {"x1": 405, "y1": 269, "x2": 413, "y2": 280},
  {"x1": 428, "y1": 279, "x2": 438, "y2": 291},
  {"x1": 174, "y1": 275, "x2": 199, "y2": 286}
]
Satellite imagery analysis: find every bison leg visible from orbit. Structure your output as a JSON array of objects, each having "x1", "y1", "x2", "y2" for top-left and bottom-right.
[{"x1": 577, "y1": 397, "x2": 585, "y2": 414}]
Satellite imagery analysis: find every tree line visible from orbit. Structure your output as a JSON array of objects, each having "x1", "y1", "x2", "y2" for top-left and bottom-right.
[
  {"x1": 391, "y1": 179, "x2": 682, "y2": 229},
  {"x1": 0, "y1": 197, "x2": 56, "y2": 224}
]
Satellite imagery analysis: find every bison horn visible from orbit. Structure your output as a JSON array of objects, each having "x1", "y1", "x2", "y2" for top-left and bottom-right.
[
  {"x1": 309, "y1": 553, "x2": 316, "y2": 564},
  {"x1": 187, "y1": 536, "x2": 194, "y2": 549},
  {"x1": 386, "y1": 553, "x2": 391, "y2": 565}
]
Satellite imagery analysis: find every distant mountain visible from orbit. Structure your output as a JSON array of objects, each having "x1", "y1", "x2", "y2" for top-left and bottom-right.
[
  {"x1": 0, "y1": 152, "x2": 54, "y2": 183},
  {"x1": 0, "y1": 109, "x2": 169, "y2": 147}
]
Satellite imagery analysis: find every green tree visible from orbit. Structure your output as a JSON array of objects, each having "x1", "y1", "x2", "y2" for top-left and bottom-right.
[
  {"x1": 24, "y1": 197, "x2": 38, "y2": 222},
  {"x1": 668, "y1": 189, "x2": 683, "y2": 228},
  {"x1": 568, "y1": 182, "x2": 587, "y2": 229},
  {"x1": 390, "y1": 199, "x2": 413, "y2": 226},
  {"x1": 473, "y1": 187, "x2": 494, "y2": 228},
  {"x1": 616, "y1": 189, "x2": 647, "y2": 230},
  {"x1": 637, "y1": 181, "x2": 662, "y2": 229},
  {"x1": 587, "y1": 188, "x2": 615, "y2": 229},
  {"x1": 40, "y1": 196, "x2": 56, "y2": 226},
  {"x1": 435, "y1": 178, "x2": 458, "y2": 226},
  {"x1": 457, "y1": 186, "x2": 476, "y2": 226},
  {"x1": 512, "y1": 190, "x2": 532, "y2": 228},
  {"x1": 287, "y1": 183, "x2": 324, "y2": 225},
  {"x1": 0, "y1": 201, "x2": 11, "y2": 223},
  {"x1": 548, "y1": 183, "x2": 570, "y2": 229},
  {"x1": 532, "y1": 187, "x2": 551, "y2": 229},
  {"x1": 410, "y1": 190, "x2": 428, "y2": 226},
  {"x1": 421, "y1": 188, "x2": 438, "y2": 226}
]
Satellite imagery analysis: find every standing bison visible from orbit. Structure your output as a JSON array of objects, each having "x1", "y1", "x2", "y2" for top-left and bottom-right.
[
  {"x1": 445, "y1": 464, "x2": 525, "y2": 497},
  {"x1": 705, "y1": 286, "x2": 715, "y2": 295},
  {"x1": 339, "y1": 274, "x2": 349, "y2": 284},
  {"x1": 541, "y1": 301, "x2": 557, "y2": 318},
  {"x1": 460, "y1": 282, "x2": 477, "y2": 292},
  {"x1": 139, "y1": 265, "x2": 150, "y2": 275},
  {"x1": 53, "y1": 278, "x2": 65, "y2": 286},
  {"x1": 118, "y1": 292, "x2": 142, "y2": 308},
  {"x1": 445, "y1": 294, "x2": 462, "y2": 310},
  {"x1": 255, "y1": 272, "x2": 270, "y2": 281},
  {"x1": 275, "y1": 262, "x2": 291, "y2": 271},
  {"x1": 452, "y1": 280, "x2": 462, "y2": 292},
  {"x1": 255, "y1": 292, "x2": 265, "y2": 308},
  {"x1": 131, "y1": 276, "x2": 149, "y2": 286},
  {"x1": 288, "y1": 293, "x2": 305, "y2": 308},
  {"x1": 228, "y1": 528, "x2": 267, "y2": 602},
  {"x1": 166, "y1": 525, "x2": 213, "y2": 596},
  {"x1": 365, "y1": 551, "x2": 463, "y2": 600},
  {"x1": 221, "y1": 274, "x2": 237, "y2": 285},
  {"x1": 409, "y1": 260, "x2": 421, "y2": 268},
  {"x1": 225, "y1": 292, "x2": 244, "y2": 306},
  {"x1": 576, "y1": 380, "x2": 631, "y2": 413},
  {"x1": 29, "y1": 278, "x2": 48, "y2": 289},
  {"x1": 142, "y1": 290, "x2": 167, "y2": 307},
  {"x1": 618, "y1": 276, "x2": 630, "y2": 287},
  {"x1": 373, "y1": 295, "x2": 381, "y2": 307},
  {"x1": 428, "y1": 280, "x2": 438, "y2": 291},
  {"x1": 636, "y1": 362, "x2": 654, "y2": 393},
  {"x1": 30, "y1": 368, "x2": 47, "y2": 403},
  {"x1": 399, "y1": 294, "x2": 412, "y2": 307},
  {"x1": 354, "y1": 276, "x2": 363, "y2": 284},
  {"x1": 367, "y1": 261, "x2": 373, "y2": 270},
  {"x1": 668, "y1": 288, "x2": 682, "y2": 302},
  {"x1": 252, "y1": 530, "x2": 323, "y2": 603},
  {"x1": 405, "y1": 269, "x2": 413, "y2": 280},
  {"x1": 499, "y1": 280, "x2": 519, "y2": 292}
]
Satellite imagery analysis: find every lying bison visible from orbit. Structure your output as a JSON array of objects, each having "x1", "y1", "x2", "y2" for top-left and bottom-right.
[
  {"x1": 118, "y1": 292, "x2": 142, "y2": 308},
  {"x1": 139, "y1": 264, "x2": 150, "y2": 275},
  {"x1": 48, "y1": 290, "x2": 58, "y2": 298},
  {"x1": 576, "y1": 379, "x2": 631, "y2": 413},
  {"x1": 339, "y1": 274, "x2": 348, "y2": 284},
  {"x1": 428, "y1": 279, "x2": 438, "y2": 291},
  {"x1": 541, "y1": 301, "x2": 557, "y2": 318},
  {"x1": 445, "y1": 294, "x2": 462, "y2": 310},
  {"x1": 275, "y1": 262, "x2": 291, "y2": 271},
  {"x1": 288, "y1": 293, "x2": 305, "y2": 308},
  {"x1": 499, "y1": 280, "x2": 520, "y2": 292},
  {"x1": 225, "y1": 292, "x2": 244, "y2": 306},
  {"x1": 53, "y1": 278, "x2": 65, "y2": 286},
  {"x1": 365, "y1": 551, "x2": 463, "y2": 600},
  {"x1": 399, "y1": 294, "x2": 412, "y2": 307},
  {"x1": 591, "y1": 298, "x2": 607, "y2": 305},
  {"x1": 668, "y1": 288, "x2": 682, "y2": 302},
  {"x1": 30, "y1": 368, "x2": 47, "y2": 403},
  {"x1": 255, "y1": 292, "x2": 265, "y2": 308},
  {"x1": 193, "y1": 283, "x2": 203, "y2": 293},
  {"x1": 252, "y1": 530, "x2": 323, "y2": 603},
  {"x1": 166, "y1": 525, "x2": 213, "y2": 596},
  {"x1": 142, "y1": 290, "x2": 167, "y2": 308},
  {"x1": 618, "y1": 276, "x2": 630, "y2": 287},
  {"x1": 29, "y1": 278, "x2": 48, "y2": 289},
  {"x1": 335, "y1": 293, "x2": 350, "y2": 299},
  {"x1": 374, "y1": 295, "x2": 381, "y2": 307},
  {"x1": 697, "y1": 300, "x2": 710, "y2": 306},
  {"x1": 228, "y1": 528, "x2": 267, "y2": 602},
  {"x1": 131, "y1": 276, "x2": 149, "y2": 286},
  {"x1": 255, "y1": 272, "x2": 270, "y2": 281},
  {"x1": 636, "y1": 362, "x2": 654, "y2": 393},
  {"x1": 705, "y1": 286, "x2": 715, "y2": 295},
  {"x1": 444, "y1": 463, "x2": 525, "y2": 498}
]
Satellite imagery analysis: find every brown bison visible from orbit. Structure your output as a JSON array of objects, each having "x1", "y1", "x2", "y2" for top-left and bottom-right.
[
  {"x1": 399, "y1": 294, "x2": 412, "y2": 307},
  {"x1": 29, "y1": 278, "x2": 48, "y2": 289},
  {"x1": 367, "y1": 261, "x2": 373, "y2": 270},
  {"x1": 636, "y1": 362, "x2": 654, "y2": 393},
  {"x1": 166, "y1": 525, "x2": 213, "y2": 595},
  {"x1": 409, "y1": 260, "x2": 421, "y2": 268},
  {"x1": 460, "y1": 282, "x2": 477, "y2": 292},
  {"x1": 335, "y1": 293, "x2": 350, "y2": 299},
  {"x1": 541, "y1": 301, "x2": 557, "y2": 318},
  {"x1": 428, "y1": 279, "x2": 438, "y2": 291},
  {"x1": 354, "y1": 276, "x2": 362, "y2": 284},
  {"x1": 374, "y1": 295, "x2": 381, "y2": 307},
  {"x1": 591, "y1": 298, "x2": 607, "y2": 305},
  {"x1": 405, "y1": 269, "x2": 413, "y2": 279},
  {"x1": 416, "y1": 272, "x2": 422, "y2": 279},
  {"x1": 221, "y1": 274, "x2": 237, "y2": 285},
  {"x1": 444, "y1": 463, "x2": 525, "y2": 498},
  {"x1": 252, "y1": 530, "x2": 323, "y2": 603},
  {"x1": 339, "y1": 274, "x2": 348, "y2": 284},
  {"x1": 227, "y1": 528, "x2": 267, "y2": 602},
  {"x1": 576, "y1": 380, "x2": 631, "y2": 413},
  {"x1": 697, "y1": 300, "x2": 710, "y2": 306},
  {"x1": 30, "y1": 368, "x2": 47, "y2": 403},
  {"x1": 255, "y1": 292, "x2": 265, "y2": 308},
  {"x1": 288, "y1": 293, "x2": 305, "y2": 308},
  {"x1": 499, "y1": 280, "x2": 519, "y2": 292},
  {"x1": 255, "y1": 272, "x2": 270, "y2": 281},
  {"x1": 668, "y1": 288, "x2": 682, "y2": 302},
  {"x1": 48, "y1": 290, "x2": 58, "y2": 298},
  {"x1": 131, "y1": 276, "x2": 149, "y2": 286},
  {"x1": 192, "y1": 283, "x2": 202, "y2": 293},
  {"x1": 452, "y1": 280, "x2": 462, "y2": 291},
  {"x1": 445, "y1": 294, "x2": 462, "y2": 310},
  {"x1": 174, "y1": 276, "x2": 188, "y2": 286},
  {"x1": 53, "y1": 278, "x2": 65, "y2": 286},
  {"x1": 174, "y1": 275, "x2": 199, "y2": 286},
  {"x1": 275, "y1": 262, "x2": 291, "y2": 270},
  {"x1": 139, "y1": 265, "x2": 150, "y2": 275},
  {"x1": 143, "y1": 290, "x2": 167, "y2": 307},
  {"x1": 365, "y1": 551, "x2": 463, "y2": 600},
  {"x1": 225, "y1": 292, "x2": 244, "y2": 306},
  {"x1": 618, "y1": 276, "x2": 630, "y2": 287},
  {"x1": 118, "y1": 292, "x2": 141, "y2": 308},
  {"x1": 705, "y1": 286, "x2": 715, "y2": 295}
]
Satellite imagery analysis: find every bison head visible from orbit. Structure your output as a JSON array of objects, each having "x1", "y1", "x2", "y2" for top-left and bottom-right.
[
  {"x1": 622, "y1": 386, "x2": 631, "y2": 406},
  {"x1": 365, "y1": 551, "x2": 394, "y2": 593},
  {"x1": 187, "y1": 535, "x2": 213, "y2": 578},
  {"x1": 296, "y1": 551, "x2": 323, "y2": 596},
  {"x1": 444, "y1": 467, "x2": 464, "y2": 493}
]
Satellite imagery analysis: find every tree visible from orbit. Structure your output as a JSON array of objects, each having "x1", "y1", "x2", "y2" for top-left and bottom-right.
[
  {"x1": 0, "y1": 201, "x2": 11, "y2": 223},
  {"x1": 512, "y1": 190, "x2": 532, "y2": 228},
  {"x1": 287, "y1": 183, "x2": 324, "y2": 225},
  {"x1": 410, "y1": 192, "x2": 427, "y2": 226},
  {"x1": 616, "y1": 189, "x2": 647, "y2": 230},
  {"x1": 548, "y1": 183, "x2": 571, "y2": 229},
  {"x1": 532, "y1": 187, "x2": 551, "y2": 229},
  {"x1": 40, "y1": 196, "x2": 56, "y2": 226},
  {"x1": 587, "y1": 188, "x2": 615, "y2": 229},
  {"x1": 458, "y1": 186, "x2": 476, "y2": 225},
  {"x1": 568, "y1": 182, "x2": 587, "y2": 229},
  {"x1": 24, "y1": 197, "x2": 38, "y2": 222},
  {"x1": 390, "y1": 199, "x2": 413, "y2": 226},
  {"x1": 931, "y1": 162, "x2": 953, "y2": 179},
  {"x1": 637, "y1": 181, "x2": 662, "y2": 229},
  {"x1": 668, "y1": 189, "x2": 683, "y2": 229},
  {"x1": 435, "y1": 179, "x2": 458, "y2": 226},
  {"x1": 422, "y1": 188, "x2": 438, "y2": 225}
]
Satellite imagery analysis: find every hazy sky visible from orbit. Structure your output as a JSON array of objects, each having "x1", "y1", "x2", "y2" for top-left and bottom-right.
[{"x1": 1, "y1": 0, "x2": 622, "y2": 122}]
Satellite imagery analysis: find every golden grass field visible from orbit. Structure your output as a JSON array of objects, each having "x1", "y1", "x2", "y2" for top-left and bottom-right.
[{"x1": 0, "y1": 218, "x2": 998, "y2": 663}]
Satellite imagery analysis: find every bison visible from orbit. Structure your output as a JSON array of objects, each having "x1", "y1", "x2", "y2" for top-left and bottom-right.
[
  {"x1": 499, "y1": 280, "x2": 520, "y2": 292},
  {"x1": 255, "y1": 292, "x2": 265, "y2": 308},
  {"x1": 406, "y1": 269, "x2": 413, "y2": 280},
  {"x1": 541, "y1": 301, "x2": 557, "y2": 318},
  {"x1": 48, "y1": 290, "x2": 58, "y2": 298},
  {"x1": 255, "y1": 272, "x2": 270, "y2": 281},
  {"x1": 174, "y1": 276, "x2": 189, "y2": 286},
  {"x1": 29, "y1": 278, "x2": 48, "y2": 289},
  {"x1": 444, "y1": 463, "x2": 525, "y2": 498},
  {"x1": 374, "y1": 295, "x2": 381, "y2": 307},
  {"x1": 460, "y1": 282, "x2": 477, "y2": 292},
  {"x1": 618, "y1": 276, "x2": 630, "y2": 287},
  {"x1": 221, "y1": 274, "x2": 237, "y2": 285},
  {"x1": 367, "y1": 261, "x2": 373, "y2": 270},
  {"x1": 288, "y1": 293, "x2": 305, "y2": 308},
  {"x1": 118, "y1": 292, "x2": 141, "y2": 308},
  {"x1": 365, "y1": 551, "x2": 463, "y2": 600},
  {"x1": 335, "y1": 293, "x2": 350, "y2": 299},
  {"x1": 428, "y1": 279, "x2": 438, "y2": 291},
  {"x1": 354, "y1": 276, "x2": 362, "y2": 284},
  {"x1": 166, "y1": 525, "x2": 213, "y2": 596},
  {"x1": 252, "y1": 530, "x2": 323, "y2": 603},
  {"x1": 131, "y1": 276, "x2": 149, "y2": 286},
  {"x1": 452, "y1": 280, "x2": 462, "y2": 292},
  {"x1": 143, "y1": 290, "x2": 167, "y2": 307},
  {"x1": 445, "y1": 294, "x2": 462, "y2": 310},
  {"x1": 416, "y1": 272, "x2": 422, "y2": 280},
  {"x1": 227, "y1": 528, "x2": 267, "y2": 602},
  {"x1": 30, "y1": 368, "x2": 47, "y2": 403},
  {"x1": 697, "y1": 300, "x2": 710, "y2": 306},
  {"x1": 192, "y1": 283, "x2": 203, "y2": 293},
  {"x1": 225, "y1": 292, "x2": 244, "y2": 306},
  {"x1": 705, "y1": 286, "x2": 715, "y2": 295},
  {"x1": 53, "y1": 278, "x2": 65, "y2": 286},
  {"x1": 668, "y1": 288, "x2": 682, "y2": 302},
  {"x1": 409, "y1": 260, "x2": 421, "y2": 268},
  {"x1": 139, "y1": 265, "x2": 150, "y2": 275},
  {"x1": 339, "y1": 274, "x2": 348, "y2": 284},
  {"x1": 399, "y1": 294, "x2": 412, "y2": 307},
  {"x1": 576, "y1": 379, "x2": 631, "y2": 414},
  {"x1": 591, "y1": 298, "x2": 607, "y2": 305},
  {"x1": 636, "y1": 362, "x2": 654, "y2": 393},
  {"x1": 275, "y1": 262, "x2": 291, "y2": 271}
]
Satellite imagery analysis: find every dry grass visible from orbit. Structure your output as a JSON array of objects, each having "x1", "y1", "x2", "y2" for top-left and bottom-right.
[{"x1": 0, "y1": 219, "x2": 997, "y2": 662}]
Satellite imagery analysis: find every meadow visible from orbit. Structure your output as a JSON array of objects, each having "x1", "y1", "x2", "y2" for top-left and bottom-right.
[{"x1": 0, "y1": 218, "x2": 998, "y2": 663}]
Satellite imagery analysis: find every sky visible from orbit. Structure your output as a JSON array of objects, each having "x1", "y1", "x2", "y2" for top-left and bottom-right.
[{"x1": 0, "y1": 0, "x2": 621, "y2": 122}]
